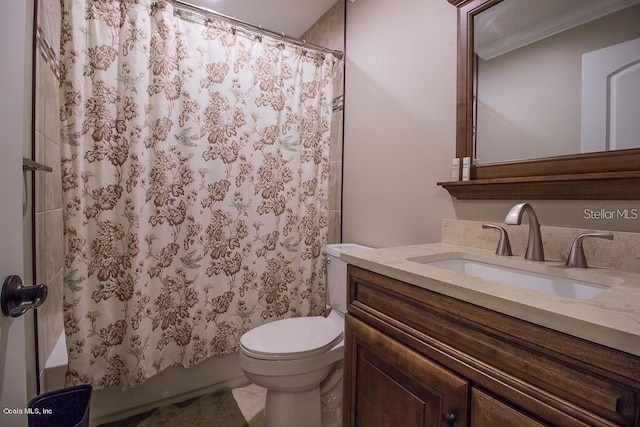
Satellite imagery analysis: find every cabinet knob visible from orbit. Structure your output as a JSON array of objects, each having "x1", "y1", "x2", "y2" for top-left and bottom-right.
[{"x1": 442, "y1": 412, "x2": 456, "y2": 425}]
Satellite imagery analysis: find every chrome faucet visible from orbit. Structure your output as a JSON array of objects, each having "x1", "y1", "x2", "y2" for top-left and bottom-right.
[
  {"x1": 565, "y1": 232, "x2": 613, "y2": 268},
  {"x1": 504, "y1": 203, "x2": 544, "y2": 261}
]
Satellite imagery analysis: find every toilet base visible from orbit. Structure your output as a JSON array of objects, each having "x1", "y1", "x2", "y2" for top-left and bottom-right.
[
  {"x1": 320, "y1": 363, "x2": 343, "y2": 427},
  {"x1": 264, "y1": 386, "x2": 321, "y2": 427}
]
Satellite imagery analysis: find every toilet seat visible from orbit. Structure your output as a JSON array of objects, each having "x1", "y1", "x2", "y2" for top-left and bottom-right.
[{"x1": 240, "y1": 316, "x2": 343, "y2": 361}]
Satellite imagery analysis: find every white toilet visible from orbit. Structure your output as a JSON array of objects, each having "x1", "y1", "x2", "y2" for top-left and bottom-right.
[{"x1": 239, "y1": 243, "x2": 370, "y2": 427}]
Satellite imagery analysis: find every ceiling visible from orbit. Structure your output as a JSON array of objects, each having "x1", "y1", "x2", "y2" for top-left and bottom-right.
[{"x1": 183, "y1": 0, "x2": 340, "y2": 38}]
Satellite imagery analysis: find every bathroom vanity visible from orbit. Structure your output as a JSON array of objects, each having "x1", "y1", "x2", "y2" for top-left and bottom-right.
[{"x1": 341, "y1": 244, "x2": 640, "y2": 426}]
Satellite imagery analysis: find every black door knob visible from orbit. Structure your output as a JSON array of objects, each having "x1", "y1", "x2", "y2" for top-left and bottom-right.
[{"x1": 1, "y1": 275, "x2": 48, "y2": 317}]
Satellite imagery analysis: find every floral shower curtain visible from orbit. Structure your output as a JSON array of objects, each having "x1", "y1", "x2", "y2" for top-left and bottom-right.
[{"x1": 59, "y1": 0, "x2": 336, "y2": 389}]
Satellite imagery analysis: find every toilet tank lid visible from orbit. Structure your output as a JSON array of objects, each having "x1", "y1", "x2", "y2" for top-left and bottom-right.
[{"x1": 325, "y1": 244, "x2": 372, "y2": 257}]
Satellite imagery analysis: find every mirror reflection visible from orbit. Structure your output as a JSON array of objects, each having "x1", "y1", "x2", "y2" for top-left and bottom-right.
[{"x1": 473, "y1": 0, "x2": 640, "y2": 165}]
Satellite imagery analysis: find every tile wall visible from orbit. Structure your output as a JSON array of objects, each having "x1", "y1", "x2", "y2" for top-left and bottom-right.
[
  {"x1": 302, "y1": 1, "x2": 345, "y2": 244},
  {"x1": 34, "y1": 0, "x2": 64, "y2": 389}
]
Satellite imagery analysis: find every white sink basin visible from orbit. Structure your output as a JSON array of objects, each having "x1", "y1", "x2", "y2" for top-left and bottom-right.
[{"x1": 417, "y1": 257, "x2": 609, "y2": 300}]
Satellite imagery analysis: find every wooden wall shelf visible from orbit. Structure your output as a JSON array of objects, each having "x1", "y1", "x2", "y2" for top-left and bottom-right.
[{"x1": 438, "y1": 171, "x2": 640, "y2": 199}]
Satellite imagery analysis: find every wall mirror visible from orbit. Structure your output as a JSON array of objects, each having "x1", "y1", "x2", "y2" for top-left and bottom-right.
[{"x1": 440, "y1": 0, "x2": 640, "y2": 199}]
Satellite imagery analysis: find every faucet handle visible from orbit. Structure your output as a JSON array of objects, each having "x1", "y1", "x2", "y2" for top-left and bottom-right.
[
  {"x1": 565, "y1": 232, "x2": 614, "y2": 268},
  {"x1": 483, "y1": 224, "x2": 513, "y2": 256}
]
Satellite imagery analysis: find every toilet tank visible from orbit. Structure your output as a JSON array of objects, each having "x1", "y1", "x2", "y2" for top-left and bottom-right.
[{"x1": 325, "y1": 244, "x2": 371, "y2": 314}]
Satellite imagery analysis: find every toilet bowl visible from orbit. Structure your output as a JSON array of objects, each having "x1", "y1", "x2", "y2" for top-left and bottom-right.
[{"x1": 238, "y1": 244, "x2": 370, "y2": 427}]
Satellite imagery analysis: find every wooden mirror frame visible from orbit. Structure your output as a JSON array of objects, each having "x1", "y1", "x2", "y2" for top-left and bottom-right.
[{"x1": 439, "y1": 0, "x2": 640, "y2": 199}]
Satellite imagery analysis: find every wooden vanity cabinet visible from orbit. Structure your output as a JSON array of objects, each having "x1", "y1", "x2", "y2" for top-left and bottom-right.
[
  {"x1": 343, "y1": 266, "x2": 640, "y2": 427},
  {"x1": 347, "y1": 315, "x2": 469, "y2": 427}
]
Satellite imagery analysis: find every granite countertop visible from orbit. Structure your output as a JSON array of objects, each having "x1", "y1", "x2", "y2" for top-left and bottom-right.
[{"x1": 341, "y1": 243, "x2": 640, "y2": 357}]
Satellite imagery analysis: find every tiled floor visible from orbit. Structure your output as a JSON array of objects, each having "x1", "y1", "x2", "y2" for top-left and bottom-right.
[{"x1": 99, "y1": 384, "x2": 265, "y2": 426}]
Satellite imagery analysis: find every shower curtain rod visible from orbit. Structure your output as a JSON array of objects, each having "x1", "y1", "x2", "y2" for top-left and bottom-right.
[{"x1": 171, "y1": 0, "x2": 344, "y2": 60}]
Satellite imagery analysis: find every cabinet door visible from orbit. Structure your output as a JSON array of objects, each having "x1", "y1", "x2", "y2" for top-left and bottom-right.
[
  {"x1": 344, "y1": 315, "x2": 469, "y2": 427},
  {"x1": 470, "y1": 388, "x2": 547, "y2": 427}
]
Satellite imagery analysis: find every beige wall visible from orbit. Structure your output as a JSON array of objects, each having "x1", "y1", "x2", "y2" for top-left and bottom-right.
[
  {"x1": 343, "y1": 0, "x2": 457, "y2": 247},
  {"x1": 343, "y1": 0, "x2": 640, "y2": 249}
]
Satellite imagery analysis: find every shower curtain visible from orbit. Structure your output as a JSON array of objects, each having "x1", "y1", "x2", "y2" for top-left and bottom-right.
[{"x1": 59, "y1": 0, "x2": 336, "y2": 389}]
